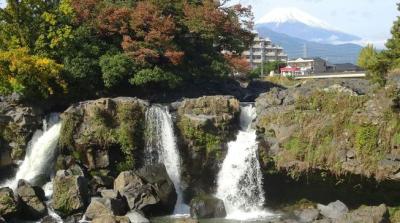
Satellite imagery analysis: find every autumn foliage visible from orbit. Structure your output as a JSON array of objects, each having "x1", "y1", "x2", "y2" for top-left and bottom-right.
[{"x1": 0, "y1": 0, "x2": 254, "y2": 100}]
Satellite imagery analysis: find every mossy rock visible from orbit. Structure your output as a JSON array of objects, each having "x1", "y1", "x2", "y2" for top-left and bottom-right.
[
  {"x1": 256, "y1": 81, "x2": 400, "y2": 181},
  {"x1": 0, "y1": 187, "x2": 18, "y2": 218},
  {"x1": 53, "y1": 168, "x2": 89, "y2": 217},
  {"x1": 59, "y1": 97, "x2": 149, "y2": 174}
]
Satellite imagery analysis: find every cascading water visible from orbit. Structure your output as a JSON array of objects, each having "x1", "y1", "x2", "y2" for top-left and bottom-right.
[
  {"x1": 1, "y1": 113, "x2": 62, "y2": 190},
  {"x1": 216, "y1": 104, "x2": 274, "y2": 220},
  {"x1": 145, "y1": 106, "x2": 189, "y2": 216}
]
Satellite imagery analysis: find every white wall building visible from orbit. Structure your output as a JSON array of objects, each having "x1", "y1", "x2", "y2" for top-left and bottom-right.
[{"x1": 243, "y1": 36, "x2": 288, "y2": 68}]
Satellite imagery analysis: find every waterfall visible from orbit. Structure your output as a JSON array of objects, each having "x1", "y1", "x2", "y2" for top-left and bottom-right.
[
  {"x1": 1, "y1": 113, "x2": 62, "y2": 190},
  {"x1": 216, "y1": 105, "x2": 274, "y2": 220},
  {"x1": 145, "y1": 106, "x2": 189, "y2": 216}
]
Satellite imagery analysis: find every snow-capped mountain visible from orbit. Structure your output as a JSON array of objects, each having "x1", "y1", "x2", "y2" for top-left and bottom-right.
[{"x1": 256, "y1": 8, "x2": 361, "y2": 44}]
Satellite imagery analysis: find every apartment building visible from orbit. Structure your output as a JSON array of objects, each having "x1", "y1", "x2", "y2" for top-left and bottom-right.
[{"x1": 243, "y1": 36, "x2": 288, "y2": 68}]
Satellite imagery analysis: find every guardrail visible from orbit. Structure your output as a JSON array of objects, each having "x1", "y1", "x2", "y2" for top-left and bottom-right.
[{"x1": 294, "y1": 73, "x2": 366, "y2": 79}]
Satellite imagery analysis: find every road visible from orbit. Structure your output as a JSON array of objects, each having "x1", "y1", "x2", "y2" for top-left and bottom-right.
[{"x1": 294, "y1": 73, "x2": 366, "y2": 79}]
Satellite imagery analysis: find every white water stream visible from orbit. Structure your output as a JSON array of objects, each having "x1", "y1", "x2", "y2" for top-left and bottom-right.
[
  {"x1": 1, "y1": 114, "x2": 62, "y2": 190},
  {"x1": 216, "y1": 105, "x2": 274, "y2": 221},
  {"x1": 145, "y1": 106, "x2": 190, "y2": 216}
]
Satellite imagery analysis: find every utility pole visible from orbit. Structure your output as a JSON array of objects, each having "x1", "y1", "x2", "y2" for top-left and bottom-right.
[{"x1": 303, "y1": 43, "x2": 308, "y2": 58}]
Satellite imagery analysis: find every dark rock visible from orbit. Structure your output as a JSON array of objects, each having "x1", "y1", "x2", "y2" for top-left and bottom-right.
[
  {"x1": 333, "y1": 204, "x2": 389, "y2": 223},
  {"x1": 16, "y1": 180, "x2": 47, "y2": 220},
  {"x1": 0, "y1": 187, "x2": 18, "y2": 218},
  {"x1": 136, "y1": 164, "x2": 177, "y2": 213},
  {"x1": 317, "y1": 200, "x2": 348, "y2": 219},
  {"x1": 84, "y1": 197, "x2": 128, "y2": 220},
  {"x1": 64, "y1": 213, "x2": 84, "y2": 223},
  {"x1": 189, "y1": 195, "x2": 226, "y2": 219},
  {"x1": 0, "y1": 217, "x2": 5, "y2": 223},
  {"x1": 53, "y1": 167, "x2": 89, "y2": 217},
  {"x1": 114, "y1": 171, "x2": 159, "y2": 210}
]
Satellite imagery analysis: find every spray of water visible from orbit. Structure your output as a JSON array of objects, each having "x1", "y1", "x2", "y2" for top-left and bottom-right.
[
  {"x1": 216, "y1": 105, "x2": 274, "y2": 221},
  {"x1": 145, "y1": 106, "x2": 189, "y2": 216},
  {"x1": 1, "y1": 114, "x2": 61, "y2": 190}
]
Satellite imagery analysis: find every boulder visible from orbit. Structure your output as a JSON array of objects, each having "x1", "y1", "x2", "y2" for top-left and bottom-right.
[
  {"x1": 125, "y1": 210, "x2": 150, "y2": 223},
  {"x1": 114, "y1": 171, "x2": 159, "y2": 210},
  {"x1": 53, "y1": 168, "x2": 89, "y2": 217},
  {"x1": 136, "y1": 164, "x2": 176, "y2": 213},
  {"x1": 41, "y1": 215, "x2": 60, "y2": 223},
  {"x1": 59, "y1": 97, "x2": 148, "y2": 175},
  {"x1": 333, "y1": 204, "x2": 389, "y2": 223},
  {"x1": 0, "y1": 97, "x2": 43, "y2": 162},
  {"x1": 189, "y1": 195, "x2": 226, "y2": 219},
  {"x1": 16, "y1": 180, "x2": 47, "y2": 219},
  {"x1": 92, "y1": 215, "x2": 130, "y2": 223},
  {"x1": 294, "y1": 208, "x2": 320, "y2": 223},
  {"x1": 0, "y1": 187, "x2": 18, "y2": 218},
  {"x1": 113, "y1": 164, "x2": 176, "y2": 215},
  {"x1": 317, "y1": 201, "x2": 348, "y2": 219},
  {"x1": 84, "y1": 197, "x2": 128, "y2": 220}
]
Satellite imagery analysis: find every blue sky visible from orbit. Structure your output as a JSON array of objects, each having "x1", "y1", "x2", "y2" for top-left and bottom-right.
[
  {"x1": 230, "y1": 0, "x2": 398, "y2": 48},
  {"x1": 0, "y1": 0, "x2": 397, "y2": 48}
]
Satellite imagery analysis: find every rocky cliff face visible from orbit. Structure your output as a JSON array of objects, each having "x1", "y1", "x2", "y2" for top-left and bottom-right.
[
  {"x1": 0, "y1": 94, "x2": 43, "y2": 167},
  {"x1": 57, "y1": 97, "x2": 149, "y2": 195},
  {"x1": 255, "y1": 78, "x2": 400, "y2": 207},
  {"x1": 174, "y1": 95, "x2": 240, "y2": 196}
]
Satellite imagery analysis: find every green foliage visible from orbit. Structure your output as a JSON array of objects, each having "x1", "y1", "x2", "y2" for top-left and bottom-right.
[
  {"x1": 100, "y1": 53, "x2": 135, "y2": 88},
  {"x1": 178, "y1": 117, "x2": 223, "y2": 159},
  {"x1": 130, "y1": 66, "x2": 182, "y2": 88},
  {"x1": 358, "y1": 44, "x2": 378, "y2": 70},
  {"x1": 354, "y1": 125, "x2": 380, "y2": 161}
]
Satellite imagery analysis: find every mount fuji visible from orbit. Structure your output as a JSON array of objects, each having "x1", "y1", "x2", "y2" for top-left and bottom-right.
[{"x1": 255, "y1": 8, "x2": 361, "y2": 44}]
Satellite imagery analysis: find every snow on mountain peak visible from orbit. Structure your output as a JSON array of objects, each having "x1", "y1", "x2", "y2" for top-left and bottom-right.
[{"x1": 256, "y1": 8, "x2": 332, "y2": 30}]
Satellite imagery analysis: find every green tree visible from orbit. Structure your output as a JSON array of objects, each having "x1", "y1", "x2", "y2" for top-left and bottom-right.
[
  {"x1": 358, "y1": 44, "x2": 378, "y2": 70},
  {"x1": 100, "y1": 53, "x2": 135, "y2": 88},
  {"x1": 384, "y1": 3, "x2": 400, "y2": 69}
]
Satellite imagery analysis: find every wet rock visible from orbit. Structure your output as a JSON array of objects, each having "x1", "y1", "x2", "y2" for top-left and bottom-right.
[
  {"x1": 53, "y1": 167, "x2": 89, "y2": 217},
  {"x1": 84, "y1": 197, "x2": 128, "y2": 220},
  {"x1": 63, "y1": 213, "x2": 84, "y2": 223},
  {"x1": 0, "y1": 217, "x2": 5, "y2": 223},
  {"x1": 91, "y1": 215, "x2": 131, "y2": 223},
  {"x1": 41, "y1": 215, "x2": 60, "y2": 223},
  {"x1": 189, "y1": 195, "x2": 226, "y2": 219},
  {"x1": 294, "y1": 208, "x2": 320, "y2": 222},
  {"x1": 177, "y1": 95, "x2": 240, "y2": 194},
  {"x1": 125, "y1": 210, "x2": 149, "y2": 223},
  {"x1": 333, "y1": 204, "x2": 389, "y2": 223},
  {"x1": 16, "y1": 180, "x2": 47, "y2": 219},
  {"x1": 173, "y1": 218, "x2": 199, "y2": 223},
  {"x1": 0, "y1": 187, "x2": 18, "y2": 218},
  {"x1": 317, "y1": 200, "x2": 348, "y2": 219}
]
